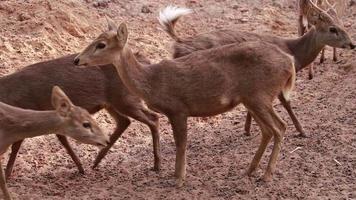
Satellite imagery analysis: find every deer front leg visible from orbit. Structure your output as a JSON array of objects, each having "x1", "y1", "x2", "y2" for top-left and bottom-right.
[
  {"x1": 56, "y1": 135, "x2": 84, "y2": 174},
  {"x1": 244, "y1": 112, "x2": 252, "y2": 136},
  {"x1": 169, "y1": 114, "x2": 188, "y2": 188},
  {"x1": 93, "y1": 109, "x2": 131, "y2": 169},
  {"x1": 298, "y1": 15, "x2": 306, "y2": 36},
  {"x1": 308, "y1": 63, "x2": 314, "y2": 80},
  {"x1": 1, "y1": 159, "x2": 12, "y2": 200},
  {"x1": 278, "y1": 94, "x2": 306, "y2": 137},
  {"x1": 320, "y1": 48, "x2": 325, "y2": 64},
  {"x1": 333, "y1": 48, "x2": 337, "y2": 62},
  {"x1": 5, "y1": 141, "x2": 23, "y2": 180}
]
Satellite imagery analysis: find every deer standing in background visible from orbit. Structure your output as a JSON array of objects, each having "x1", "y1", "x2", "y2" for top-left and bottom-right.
[
  {"x1": 299, "y1": 0, "x2": 347, "y2": 79},
  {"x1": 74, "y1": 19, "x2": 296, "y2": 187},
  {"x1": 158, "y1": 1, "x2": 355, "y2": 137},
  {"x1": 2, "y1": 53, "x2": 161, "y2": 181},
  {"x1": 0, "y1": 86, "x2": 109, "y2": 200}
]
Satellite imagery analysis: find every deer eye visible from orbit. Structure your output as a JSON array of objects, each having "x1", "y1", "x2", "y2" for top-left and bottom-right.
[
  {"x1": 329, "y1": 27, "x2": 338, "y2": 35},
  {"x1": 83, "y1": 122, "x2": 91, "y2": 129},
  {"x1": 96, "y1": 43, "x2": 106, "y2": 49}
]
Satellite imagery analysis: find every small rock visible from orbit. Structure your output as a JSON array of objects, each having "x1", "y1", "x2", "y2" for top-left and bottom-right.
[
  {"x1": 232, "y1": 5, "x2": 239, "y2": 10},
  {"x1": 18, "y1": 13, "x2": 31, "y2": 21},
  {"x1": 350, "y1": 0, "x2": 355, "y2": 6},
  {"x1": 93, "y1": 0, "x2": 109, "y2": 8},
  {"x1": 141, "y1": 5, "x2": 152, "y2": 13}
]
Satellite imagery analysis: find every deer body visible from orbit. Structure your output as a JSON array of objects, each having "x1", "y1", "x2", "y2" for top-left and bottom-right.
[
  {"x1": 2, "y1": 54, "x2": 161, "y2": 180},
  {"x1": 74, "y1": 21, "x2": 296, "y2": 187},
  {"x1": 0, "y1": 86, "x2": 109, "y2": 200},
  {"x1": 158, "y1": 4, "x2": 355, "y2": 137}
]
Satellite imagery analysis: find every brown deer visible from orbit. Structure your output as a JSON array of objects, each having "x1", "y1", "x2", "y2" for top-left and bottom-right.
[
  {"x1": 74, "y1": 20, "x2": 296, "y2": 187},
  {"x1": 2, "y1": 53, "x2": 160, "y2": 181},
  {"x1": 0, "y1": 86, "x2": 109, "y2": 200},
  {"x1": 158, "y1": 2, "x2": 355, "y2": 137},
  {"x1": 299, "y1": 0, "x2": 347, "y2": 79}
]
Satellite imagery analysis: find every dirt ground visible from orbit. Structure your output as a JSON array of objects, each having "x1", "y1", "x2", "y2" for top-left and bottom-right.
[{"x1": 0, "y1": 0, "x2": 355, "y2": 199}]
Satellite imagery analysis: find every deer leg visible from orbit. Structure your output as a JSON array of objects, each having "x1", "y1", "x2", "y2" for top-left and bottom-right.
[
  {"x1": 141, "y1": 109, "x2": 161, "y2": 171},
  {"x1": 278, "y1": 94, "x2": 306, "y2": 137},
  {"x1": 120, "y1": 107, "x2": 161, "y2": 171},
  {"x1": 169, "y1": 114, "x2": 188, "y2": 188},
  {"x1": 56, "y1": 135, "x2": 84, "y2": 174},
  {"x1": 320, "y1": 48, "x2": 325, "y2": 64},
  {"x1": 246, "y1": 103, "x2": 286, "y2": 181},
  {"x1": 262, "y1": 107, "x2": 286, "y2": 182},
  {"x1": 308, "y1": 63, "x2": 314, "y2": 80},
  {"x1": 333, "y1": 48, "x2": 337, "y2": 62},
  {"x1": 298, "y1": 15, "x2": 305, "y2": 36},
  {"x1": 93, "y1": 108, "x2": 131, "y2": 169},
  {"x1": 1, "y1": 159, "x2": 12, "y2": 200},
  {"x1": 5, "y1": 141, "x2": 23, "y2": 180},
  {"x1": 244, "y1": 112, "x2": 252, "y2": 136},
  {"x1": 244, "y1": 101, "x2": 273, "y2": 176}
]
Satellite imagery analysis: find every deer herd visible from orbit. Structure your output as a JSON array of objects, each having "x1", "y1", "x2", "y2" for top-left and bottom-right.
[{"x1": 0, "y1": 0, "x2": 354, "y2": 199}]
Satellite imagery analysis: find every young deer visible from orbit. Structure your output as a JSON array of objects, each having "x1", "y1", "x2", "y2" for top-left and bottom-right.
[
  {"x1": 2, "y1": 53, "x2": 160, "y2": 181},
  {"x1": 74, "y1": 20, "x2": 296, "y2": 187},
  {"x1": 299, "y1": 0, "x2": 346, "y2": 79},
  {"x1": 0, "y1": 86, "x2": 109, "y2": 200},
  {"x1": 158, "y1": 2, "x2": 355, "y2": 137}
]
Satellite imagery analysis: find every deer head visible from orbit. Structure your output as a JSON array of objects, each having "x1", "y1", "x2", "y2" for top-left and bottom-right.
[
  {"x1": 51, "y1": 86, "x2": 109, "y2": 147},
  {"x1": 74, "y1": 18, "x2": 128, "y2": 66},
  {"x1": 307, "y1": 0, "x2": 354, "y2": 49}
]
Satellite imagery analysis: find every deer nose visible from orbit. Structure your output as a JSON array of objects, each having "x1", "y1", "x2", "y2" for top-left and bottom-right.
[
  {"x1": 74, "y1": 58, "x2": 80, "y2": 65},
  {"x1": 351, "y1": 43, "x2": 355, "y2": 49}
]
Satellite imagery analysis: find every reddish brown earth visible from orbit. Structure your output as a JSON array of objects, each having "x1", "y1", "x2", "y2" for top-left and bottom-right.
[{"x1": 0, "y1": 0, "x2": 355, "y2": 199}]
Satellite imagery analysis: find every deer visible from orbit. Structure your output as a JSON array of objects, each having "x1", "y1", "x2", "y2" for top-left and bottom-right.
[
  {"x1": 0, "y1": 86, "x2": 109, "y2": 200},
  {"x1": 74, "y1": 19, "x2": 297, "y2": 187},
  {"x1": 158, "y1": 2, "x2": 355, "y2": 137},
  {"x1": 298, "y1": 0, "x2": 347, "y2": 79},
  {"x1": 2, "y1": 53, "x2": 161, "y2": 181}
]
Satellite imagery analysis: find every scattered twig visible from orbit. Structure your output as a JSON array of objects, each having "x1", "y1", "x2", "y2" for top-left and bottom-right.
[
  {"x1": 333, "y1": 158, "x2": 342, "y2": 166},
  {"x1": 289, "y1": 146, "x2": 302, "y2": 153}
]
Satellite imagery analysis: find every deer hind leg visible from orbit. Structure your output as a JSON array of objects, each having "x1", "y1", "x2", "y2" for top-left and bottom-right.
[
  {"x1": 278, "y1": 94, "x2": 306, "y2": 137},
  {"x1": 320, "y1": 48, "x2": 326, "y2": 64},
  {"x1": 1, "y1": 159, "x2": 12, "y2": 200},
  {"x1": 168, "y1": 114, "x2": 188, "y2": 187},
  {"x1": 93, "y1": 108, "x2": 131, "y2": 169},
  {"x1": 245, "y1": 102, "x2": 286, "y2": 181},
  {"x1": 244, "y1": 112, "x2": 252, "y2": 136},
  {"x1": 308, "y1": 63, "x2": 315, "y2": 80},
  {"x1": 56, "y1": 135, "x2": 84, "y2": 174},
  {"x1": 262, "y1": 107, "x2": 286, "y2": 181},
  {"x1": 333, "y1": 47, "x2": 337, "y2": 62},
  {"x1": 5, "y1": 141, "x2": 23, "y2": 180},
  {"x1": 120, "y1": 106, "x2": 161, "y2": 171}
]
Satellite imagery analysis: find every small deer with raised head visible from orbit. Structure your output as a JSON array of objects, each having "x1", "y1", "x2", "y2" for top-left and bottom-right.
[
  {"x1": 74, "y1": 19, "x2": 296, "y2": 187},
  {"x1": 158, "y1": 2, "x2": 355, "y2": 137},
  {"x1": 299, "y1": 0, "x2": 347, "y2": 79},
  {"x1": 0, "y1": 86, "x2": 109, "y2": 200},
  {"x1": 2, "y1": 53, "x2": 160, "y2": 180}
]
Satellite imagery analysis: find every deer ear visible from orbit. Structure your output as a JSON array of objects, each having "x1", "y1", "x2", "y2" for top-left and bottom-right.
[
  {"x1": 51, "y1": 86, "x2": 74, "y2": 117},
  {"x1": 117, "y1": 23, "x2": 128, "y2": 47},
  {"x1": 106, "y1": 16, "x2": 117, "y2": 31}
]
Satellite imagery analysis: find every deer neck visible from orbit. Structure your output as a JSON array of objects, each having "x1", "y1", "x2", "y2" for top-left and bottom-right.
[
  {"x1": 114, "y1": 47, "x2": 152, "y2": 100},
  {"x1": 285, "y1": 27, "x2": 325, "y2": 72},
  {"x1": 0, "y1": 105, "x2": 64, "y2": 151}
]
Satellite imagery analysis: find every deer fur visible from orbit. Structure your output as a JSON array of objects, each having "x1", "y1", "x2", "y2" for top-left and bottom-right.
[
  {"x1": 158, "y1": 2, "x2": 355, "y2": 137},
  {"x1": 0, "y1": 86, "x2": 109, "y2": 200},
  {"x1": 2, "y1": 53, "x2": 161, "y2": 180},
  {"x1": 74, "y1": 20, "x2": 296, "y2": 187}
]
